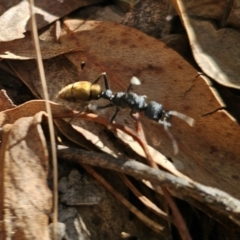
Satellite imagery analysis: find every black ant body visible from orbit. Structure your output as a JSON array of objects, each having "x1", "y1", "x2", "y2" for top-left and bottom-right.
[{"x1": 58, "y1": 73, "x2": 194, "y2": 154}]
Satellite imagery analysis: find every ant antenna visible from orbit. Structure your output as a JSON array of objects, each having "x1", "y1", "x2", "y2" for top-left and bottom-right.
[
  {"x1": 131, "y1": 76, "x2": 141, "y2": 85},
  {"x1": 126, "y1": 76, "x2": 141, "y2": 93},
  {"x1": 92, "y1": 72, "x2": 110, "y2": 90},
  {"x1": 102, "y1": 73, "x2": 110, "y2": 90},
  {"x1": 161, "y1": 111, "x2": 194, "y2": 154},
  {"x1": 168, "y1": 111, "x2": 195, "y2": 126}
]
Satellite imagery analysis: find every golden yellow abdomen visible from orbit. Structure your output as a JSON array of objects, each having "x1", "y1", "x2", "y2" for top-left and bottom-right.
[{"x1": 58, "y1": 81, "x2": 102, "y2": 101}]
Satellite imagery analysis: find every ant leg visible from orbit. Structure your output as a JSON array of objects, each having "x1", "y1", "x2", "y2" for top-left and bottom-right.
[
  {"x1": 110, "y1": 108, "x2": 121, "y2": 123},
  {"x1": 69, "y1": 104, "x2": 113, "y2": 123},
  {"x1": 126, "y1": 82, "x2": 133, "y2": 93},
  {"x1": 129, "y1": 110, "x2": 138, "y2": 121},
  {"x1": 89, "y1": 103, "x2": 120, "y2": 123},
  {"x1": 69, "y1": 104, "x2": 94, "y2": 123},
  {"x1": 163, "y1": 124, "x2": 179, "y2": 155},
  {"x1": 88, "y1": 103, "x2": 113, "y2": 111},
  {"x1": 68, "y1": 111, "x2": 81, "y2": 123}
]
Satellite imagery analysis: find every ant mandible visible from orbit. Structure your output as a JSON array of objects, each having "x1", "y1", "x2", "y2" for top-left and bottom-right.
[{"x1": 58, "y1": 71, "x2": 194, "y2": 154}]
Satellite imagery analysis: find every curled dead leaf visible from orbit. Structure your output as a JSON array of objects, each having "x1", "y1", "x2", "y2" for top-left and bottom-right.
[
  {"x1": 173, "y1": 0, "x2": 240, "y2": 88},
  {"x1": 0, "y1": 0, "x2": 105, "y2": 42},
  {"x1": 0, "y1": 112, "x2": 52, "y2": 239},
  {"x1": 0, "y1": 90, "x2": 16, "y2": 111},
  {"x1": 0, "y1": 100, "x2": 73, "y2": 127}
]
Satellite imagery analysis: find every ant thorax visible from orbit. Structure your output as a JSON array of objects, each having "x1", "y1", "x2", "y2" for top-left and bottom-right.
[
  {"x1": 145, "y1": 101, "x2": 164, "y2": 121},
  {"x1": 101, "y1": 89, "x2": 113, "y2": 100},
  {"x1": 111, "y1": 92, "x2": 147, "y2": 112}
]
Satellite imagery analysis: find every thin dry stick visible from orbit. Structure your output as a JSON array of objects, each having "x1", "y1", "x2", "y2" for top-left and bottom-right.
[
  {"x1": 28, "y1": 1, "x2": 58, "y2": 239},
  {"x1": 82, "y1": 164, "x2": 164, "y2": 233},
  {"x1": 119, "y1": 174, "x2": 169, "y2": 220},
  {"x1": 133, "y1": 114, "x2": 192, "y2": 240},
  {"x1": 57, "y1": 145, "x2": 240, "y2": 223}
]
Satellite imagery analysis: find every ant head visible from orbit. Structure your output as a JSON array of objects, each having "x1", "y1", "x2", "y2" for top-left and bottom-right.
[
  {"x1": 158, "y1": 111, "x2": 172, "y2": 127},
  {"x1": 159, "y1": 112, "x2": 178, "y2": 154},
  {"x1": 101, "y1": 89, "x2": 113, "y2": 100}
]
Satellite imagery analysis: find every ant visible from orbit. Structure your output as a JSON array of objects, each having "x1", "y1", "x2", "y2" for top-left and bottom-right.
[{"x1": 58, "y1": 72, "x2": 194, "y2": 154}]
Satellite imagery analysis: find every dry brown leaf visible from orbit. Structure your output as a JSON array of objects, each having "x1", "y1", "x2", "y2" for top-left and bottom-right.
[
  {"x1": 0, "y1": 23, "x2": 81, "y2": 60},
  {"x1": 0, "y1": 90, "x2": 16, "y2": 111},
  {"x1": 0, "y1": 0, "x2": 106, "y2": 42},
  {"x1": 227, "y1": 0, "x2": 240, "y2": 29},
  {"x1": 7, "y1": 20, "x2": 240, "y2": 199},
  {"x1": 72, "y1": 124, "x2": 119, "y2": 156},
  {"x1": 114, "y1": 128, "x2": 191, "y2": 180},
  {"x1": 0, "y1": 36, "x2": 81, "y2": 60},
  {"x1": 54, "y1": 119, "x2": 103, "y2": 152},
  {"x1": 0, "y1": 100, "x2": 105, "y2": 153},
  {"x1": 0, "y1": 25, "x2": 87, "y2": 60},
  {"x1": 7, "y1": 56, "x2": 79, "y2": 101},
  {"x1": 0, "y1": 100, "x2": 73, "y2": 127},
  {"x1": 172, "y1": 0, "x2": 227, "y2": 20},
  {"x1": 0, "y1": 112, "x2": 52, "y2": 239},
  {"x1": 123, "y1": 0, "x2": 170, "y2": 37},
  {"x1": 114, "y1": 0, "x2": 141, "y2": 12},
  {"x1": 172, "y1": 0, "x2": 240, "y2": 88}
]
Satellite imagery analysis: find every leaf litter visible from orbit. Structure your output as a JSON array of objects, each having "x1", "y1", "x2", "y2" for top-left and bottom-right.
[{"x1": 1, "y1": 1, "x2": 240, "y2": 239}]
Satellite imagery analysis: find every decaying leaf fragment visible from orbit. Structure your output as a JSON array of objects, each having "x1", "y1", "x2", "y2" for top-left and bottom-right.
[
  {"x1": 0, "y1": 100, "x2": 74, "y2": 127},
  {"x1": 0, "y1": 90, "x2": 16, "y2": 111},
  {"x1": 0, "y1": 0, "x2": 106, "y2": 42},
  {"x1": 0, "y1": 99, "x2": 106, "y2": 154},
  {"x1": 0, "y1": 111, "x2": 52, "y2": 239},
  {"x1": 172, "y1": 0, "x2": 240, "y2": 88}
]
